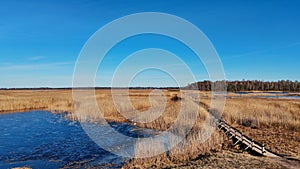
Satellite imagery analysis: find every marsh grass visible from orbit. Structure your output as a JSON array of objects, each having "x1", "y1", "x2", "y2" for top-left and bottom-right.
[
  {"x1": 200, "y1": 93, "x2": 300, "y2": 159},
  {"x1": 1, "y1": 89, "x2": 300, "y2": 166},
  {"x1": 200, "y1": 97, "x2": 300, "y2": 131},
  {"x1": 0, "y1": 90, "x2": 74, "y2": 113},
  {"x1": 0, "y1": 89, "x2": 224, "y2": 166}
]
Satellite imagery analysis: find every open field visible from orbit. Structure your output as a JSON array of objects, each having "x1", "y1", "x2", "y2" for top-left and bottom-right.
[
  {"x1": 0, "y1": 89, "x2": 74, "y2": 114},
  {"x1": 0, "y1": 89, "x2": 299, "y2": 168},
  {"x1": 124, "y1": 150, "x2": 290, "y2": 169},
  {"x1": 0, "y1": 89, "x2": 223, "y2": 166}
]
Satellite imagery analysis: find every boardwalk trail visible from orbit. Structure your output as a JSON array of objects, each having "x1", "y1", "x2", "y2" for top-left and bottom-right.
[
  {"x1": 189, "y1": 97, "x2": 300, "y2": 168},
  {"x1": 217, "y1": 119, "x2": 281, "y2": 157},
  {"x1": 194, "y1": 99, "x2": 283, "y2": 158}
]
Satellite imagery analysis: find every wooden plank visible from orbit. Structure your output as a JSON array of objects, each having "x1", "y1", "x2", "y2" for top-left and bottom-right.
[
  {"x1": 190, "y1": 99, "x2": 282, "y2": 158},
  {"x1": 217, "y1": 119, "x2": 281, "y2": 158}
]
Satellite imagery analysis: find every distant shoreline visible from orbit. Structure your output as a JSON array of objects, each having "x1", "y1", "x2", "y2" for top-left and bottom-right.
[{"x1": 2, "y1": 80, "x2": 299, "y2": 92}]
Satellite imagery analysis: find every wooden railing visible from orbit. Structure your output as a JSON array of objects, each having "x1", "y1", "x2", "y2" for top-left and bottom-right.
[
  {"x1": 190, "y1": 98, "x2": 282, "y2": 158},
  {"x1": 217, "y1": 119, "x2": 281, "y2": 158}
]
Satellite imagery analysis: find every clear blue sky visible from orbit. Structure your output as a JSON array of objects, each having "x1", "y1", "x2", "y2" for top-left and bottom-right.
[{"x1": 0, "y1": 0, "x2": 299, "y2": 87}]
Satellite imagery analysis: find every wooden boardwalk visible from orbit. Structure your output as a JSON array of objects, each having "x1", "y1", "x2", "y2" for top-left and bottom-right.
[
  {"x1": 192, "y1": 99, "x2": 282, "y2": 158},
  {"x1": 188, "y1": 98, "x2": 300, "y2": 168},
  {"x1": 216, "y1": 119, "x2": 281, "y2": 158}
]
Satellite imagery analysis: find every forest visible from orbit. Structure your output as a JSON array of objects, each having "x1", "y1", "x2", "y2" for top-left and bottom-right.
[{"x1": 185, "y1": 80, "x2": 300, "y2": 92}]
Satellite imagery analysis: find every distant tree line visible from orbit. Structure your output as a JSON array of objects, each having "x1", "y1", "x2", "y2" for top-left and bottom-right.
[{"x1": 184, "y1": 80, "x2": 300, "y2": 92}]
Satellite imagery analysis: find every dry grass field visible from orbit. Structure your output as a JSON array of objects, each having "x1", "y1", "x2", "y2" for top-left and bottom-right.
[
  {"x1": 200, "y1": 93, "x2": 300, "y2": 160},
  {"x1": 0, "y1": 89, "x2": 299, "y2": 168},
  {"x1": 124, "y1": 150, "x2": 290, "y2": 169},
  {"x1": 0, "y1": 89, "x2": 74, "y2": 113},
  {"x1": 0, "y1": 89, "x2": 224, "y2": 166}
]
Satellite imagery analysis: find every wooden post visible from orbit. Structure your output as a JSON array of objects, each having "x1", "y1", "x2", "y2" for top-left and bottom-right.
[{"x1": 229, "y1": 129, "x2": 235, "y2": 139}]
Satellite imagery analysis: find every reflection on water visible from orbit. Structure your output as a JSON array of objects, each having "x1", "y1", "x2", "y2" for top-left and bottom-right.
[{"x1": 0, "y1": 111, "x2": 155, "y2": 168}]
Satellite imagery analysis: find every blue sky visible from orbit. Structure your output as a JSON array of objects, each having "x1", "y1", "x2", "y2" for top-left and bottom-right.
[{"x1": 0, "y1": 0, "x2": 299, "y2": 87}]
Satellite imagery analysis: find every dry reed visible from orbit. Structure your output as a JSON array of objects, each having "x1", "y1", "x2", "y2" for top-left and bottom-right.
[{"x1": 1, "y1": 89, "x2": 300, "y2": 166}]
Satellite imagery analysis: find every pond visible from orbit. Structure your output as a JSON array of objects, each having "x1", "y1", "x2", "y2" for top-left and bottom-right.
[
  {"x1": 0, "y1": 111, "x2": 154, "y2": 169},
  {"x1": 257, "y1": 95, "x2": 300, "y2": 99},
  {"x1": 233, "y1": 92, "x2": 300, "y2": 99}
]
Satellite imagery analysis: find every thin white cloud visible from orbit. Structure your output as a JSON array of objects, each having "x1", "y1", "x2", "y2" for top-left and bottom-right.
[
  {"x1": 27, "y1": 56, "x2": 47, "y2": 61},
  {"x1": 0, "y1": 61, "x2": 74, "y2": 71},
  {"x1": 285, "y1": 41, "x2": 300, "y2": 48},
  {"x1": 224, "y1": 49, "x2": 269, "y2": 60},
  {"x1": 224, "y1": 41, "x2": 300, "y2": 61}
]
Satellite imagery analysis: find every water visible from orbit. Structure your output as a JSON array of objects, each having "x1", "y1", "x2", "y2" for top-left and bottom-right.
[
  {"x1": 234, "y1": 92, "x2": 289, "y2": 95},
  {"x1": 258, "y1": 95, "x2": 300, "y2": 99},
  {"x1": 0, "y1": 111, "x2": 154, "y2": 169},
  {"x1": 233, "y1": 92, "x2": 300, "y2": 99},
  {"x1": 262, "y1": 92, "x2": 288, "y2": 94},
  {"x1": 235, "y1": 92, "x2": 252, "y2": 94}
]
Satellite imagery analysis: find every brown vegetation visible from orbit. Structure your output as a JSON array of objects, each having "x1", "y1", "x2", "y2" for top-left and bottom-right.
[
  {"x1": 0, "y1": 89, "x2": 224, "y2": 167},
  {"x1": 202, "y1": 97, "x2": 300, "y2": 131},
  {"x1": 1, "y1": 89, "x2": 299, "y2": 167},
  {"x1": 200, "y1": 94, "x2": 300, "y2": 160},
  {"x1": 0, "y1": 89, "x2": 74, "y2": 113},
  {"x1": 124, "y1": 150, "x2": 289, "y2": 169}
]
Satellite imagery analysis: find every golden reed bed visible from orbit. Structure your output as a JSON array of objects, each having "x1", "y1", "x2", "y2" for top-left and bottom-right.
[{"x1": 0, "y1": 89, "x2": 299, "y2": 167}]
